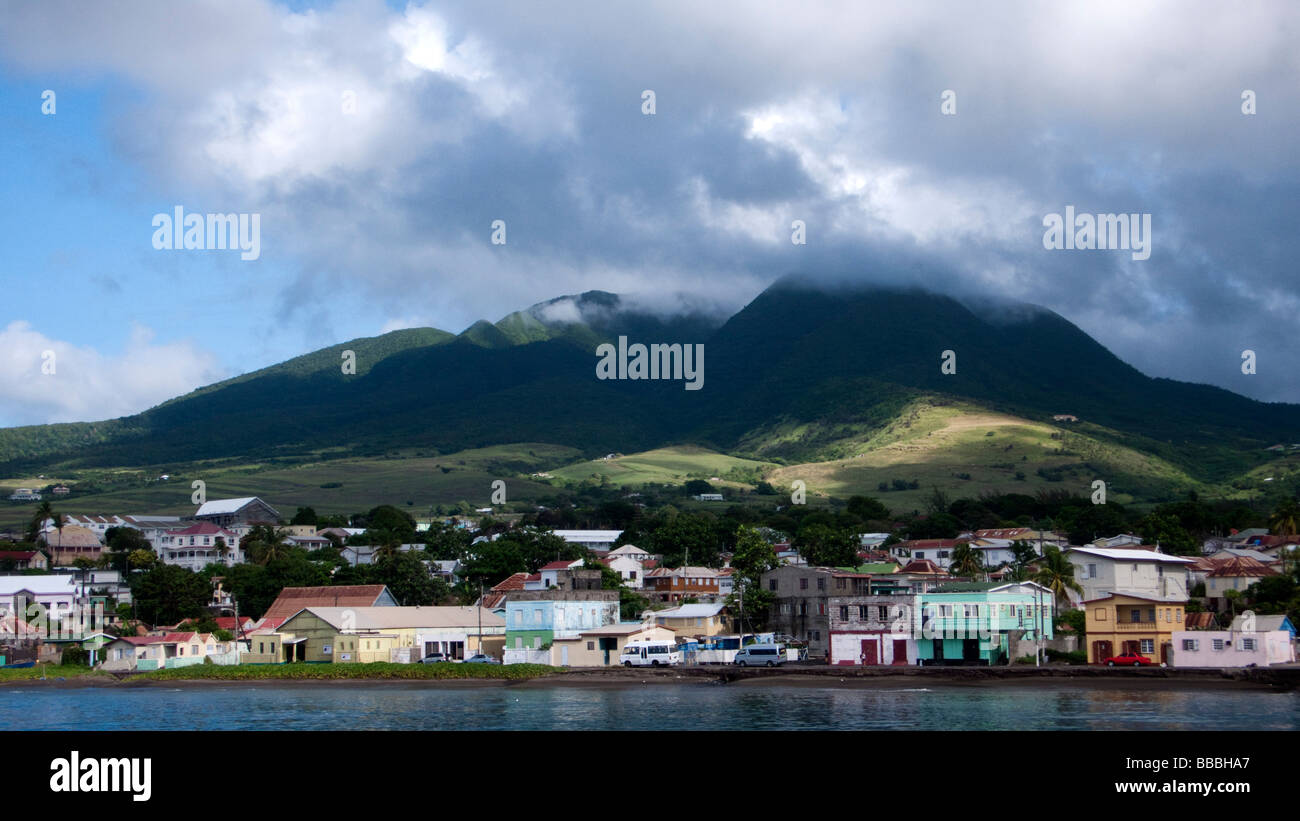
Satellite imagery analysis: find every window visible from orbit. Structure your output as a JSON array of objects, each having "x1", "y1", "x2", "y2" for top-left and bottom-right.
[
  {"x1": 858, "y1": 605, "x2": 869, "y2": 620},
  {"x1": 818, "y1": 603, "x2": 825, "y2": 615},
  {"x1": 800, "y1": 578, "x2": 808, "y2": 590},
  {"x1": 878, "y1": 606, "x2": 888, "y2": 621},
  {"x1": 1139, "y1": 639, "x2": 1154, "y2": 654},
  {"x1": 937, "y1": 551, "x2": 950, "y2": 559},
  {"x1": 836, "y1": 578, "x2": 846, "y2": 590},
  {"x1": 1093, "y1": 608, "x2": 1107, "y2": 621},
  {"x1": 1242, "y1": 638, "x2": 1257, "y2": 651},
  {"x1": 915, "y1": 552, "x2": 926, "y2": 559},
  {"x1": 769, "y1": 579, "x2": 778, "y2": 591},
  {"x1": 534, "y1": 608, "x2": 542, "y2": 624},
  {"x1": 587, "y1": 641, "x2": 594, "y2": 650},
  {"x1": 1212, "y1": 639, "x2": 1225, "y2": 651},
  {"x1": 812, "y1": 631, "x2": 820, "y2": 641},
  {"x1": 817, "y1": 578, "x2": 825, "y2": 590},
  {"x1": 1181, "y1": 639, "x2": 1199, "y2": 651},
  {"x1": 1086, "y1": 563, "x2": 1097, "y2": 578},
  {"x1": 799, "y1": 602, "x2": 808, "y2": 616},
  {"x1": 839, "y1": 606, "x2": 849, "y2": 621},
  {"x1": 1146, "y1": 608, "x2": 1156, "y2": 623}
]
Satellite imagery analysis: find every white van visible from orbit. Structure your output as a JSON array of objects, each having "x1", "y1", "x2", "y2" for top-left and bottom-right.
[
  {"x1": 733, "y1": 645, "x2": 785, "y2": 667},
  {"x1": 620, "y1": 641, "x2": 681, "y2": 667}
]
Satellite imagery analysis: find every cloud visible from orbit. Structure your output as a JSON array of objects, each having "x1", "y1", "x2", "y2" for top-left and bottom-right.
[
  {"x1": 0, "y1": 322, "x2": 227, "y2": 426},
  {"x1": 1, "y1": 0, "x2": 1299, "y2": 408}
]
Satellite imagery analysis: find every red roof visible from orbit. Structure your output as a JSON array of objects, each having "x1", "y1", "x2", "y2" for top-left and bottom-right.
[
  {"x1": 262, "y1": 585, "x2": 391, "y2": 620},
  {"x1": 540, "y1": 560, "x2": 578, "y2": 571},
  {"x1": 1207, "y1": 556, "x2": 1277, "y2": 578},
  {"x1": 900, "y1": 559, "x2": 947, "y2": 575},
  {"x1": 166, "y1": 522, "x2": 237, "y2": 538},
  {"x1": 0, "y1": 551, "x2": 37, "y2": 560},
  {"x1": 490, "y1": 572, "x2": 529, "y2": 592}
]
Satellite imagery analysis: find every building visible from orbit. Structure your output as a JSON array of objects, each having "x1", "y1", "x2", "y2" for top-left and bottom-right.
[
  {"x1": 7, "y1": 489, "x2": 40, "y2": 501},
  {"x1": 894, "y1": 538, "x2": 968, "y2": 569},
  {"x1": 1065, "y1": 546, "x2": 1196, "y2": 606},
  {"x1": 0, "y1": 574, "x2": 79, "y2": 616},
  {"x1": 155, "y1": 522, "x2": 244, "y2": 570},
  {"x1": 193, "y1": 497, "x2": 281, "y2": 528},
  {"x1": 0, "y1": 550, "x2": 48, "y2": 571},
  {"x1": 100, "y1": 632, "x2": 238, "y2": 671},
  {"x1": 41, "y1": 524, "x2": 104, "y2": 567},
  {"x1": 260, "y1": 584, "x2": 397, "y2": 622},
  {"x1": 761, "y1": 566, "x2": 838, "y2": 657},
  {"x1": 1231, "y1": 613, "x2": 1296, "y2": 639},
  {"x1": 1169, "y1": 628, "x2": 1295, "y2": 667},
  {"x1": 253, "y1": 606, "x2": 506, "y2": 664},
  {"x1": 504, "y1": 590, "x2": 620, "y2": 651},
  {"x1": 644, "y1": 566, "x2": 724, "y2": 603},
  {"x1": 551, "y1": 623, "x2": 676, "y2": 667},
  {"x1": 603, "y1": 544, "x2": 654, "y2": 588},
  {"x1": 648, "y1": 602, "x2": 732, "y2": 637},
  {"x1": 828, "y1": 594, "x2": 915, "y2": 666},
  {"x1": 550, "y1": 530, "x2": 623, "y2": 551},
  {"x1": 1083, "y1": 593, "x2": 1186, "y2": 664},
  {"x1": 1205, "y1": 556, "x2": 1278, "y2": 611},
  {"x1": 915, "y1": 582, "x2": 1054, "y2": 666}
]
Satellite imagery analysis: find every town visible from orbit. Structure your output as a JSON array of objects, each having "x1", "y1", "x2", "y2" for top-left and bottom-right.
[{"x1": 1, "y1": 490, "x2": 1295, "y2": 675}]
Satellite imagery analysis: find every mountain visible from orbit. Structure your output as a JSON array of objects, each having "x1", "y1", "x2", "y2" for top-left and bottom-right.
[{"x1": 0, "y1": 279, "x2": 1295, "y2": 487}]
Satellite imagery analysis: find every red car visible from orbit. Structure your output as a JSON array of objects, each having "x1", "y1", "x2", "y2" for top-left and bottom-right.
[{"x1": 1103, "y1": 652, "x2": 1155, "y2": 667}]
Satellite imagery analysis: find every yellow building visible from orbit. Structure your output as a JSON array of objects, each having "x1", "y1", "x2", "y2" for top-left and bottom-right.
[
  {"x1": 648, "y1": 603, "x2": 731, "y2": 638},
  {"x1": 551, "y1": 623, "x2": 676, "y2": 666},
  {"x1": 254, "y1": 606, "x2": 506, "y2": 663},
  {"x1": 1084, "y1": 593, "x2": 1186, "y2": 665}
]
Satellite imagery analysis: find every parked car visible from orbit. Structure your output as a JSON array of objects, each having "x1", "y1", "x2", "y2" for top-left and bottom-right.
[
  {"x1": 419, "y1": 652, "x2": 452, "y2": 664},
  {"x1": 463, "y1": 654, "x2": 501, "y2": 664},
  {"x1": 734, "y1": 645, "x2": 785, "y2": 667},
  {"x1": 1103, "y1": 652, "x2": 1155, "y2": 667}
]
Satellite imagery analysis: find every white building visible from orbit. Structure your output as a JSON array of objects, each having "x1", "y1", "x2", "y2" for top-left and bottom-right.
[
  {"x1": 1065, "y1": 546, "x2": 1197, "y2": 606},
  {"x1": 551, "y1": 530, "x2": 623, "y2": 551}
]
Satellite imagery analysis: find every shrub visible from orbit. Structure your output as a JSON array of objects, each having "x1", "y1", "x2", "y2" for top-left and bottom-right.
[
  {"x1": 1045, "y1": 649, "x2": 1087, "y2": 665},
  {"x1": 61, "y1": 645, "x2": 90, "y2": 667}
]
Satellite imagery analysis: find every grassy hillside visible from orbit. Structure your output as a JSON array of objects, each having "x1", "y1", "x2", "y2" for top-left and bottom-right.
[{"x1": 545, "y1": 445, "x2": 776, "y2": 489}]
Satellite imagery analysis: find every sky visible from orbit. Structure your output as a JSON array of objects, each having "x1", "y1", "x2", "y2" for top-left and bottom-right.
[{"x1": 1, "y1": 0, "x2": 1298, "y2": 427}]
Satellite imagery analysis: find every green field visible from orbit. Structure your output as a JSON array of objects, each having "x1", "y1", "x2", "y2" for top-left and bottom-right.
[
  {"x1": 766, "y1": 401, "x2": 1206, "y2": 510},
  {"x1": 545, "y1": 445, "x2": 776, "y2": 489}
]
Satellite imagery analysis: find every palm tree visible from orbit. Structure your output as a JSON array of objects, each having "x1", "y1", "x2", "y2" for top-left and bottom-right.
[
  {"x1": 949, "y1": 543, "x2": 984, "y2": 578},
  {"x1": 373, "y1": 530, "x2": 402, "y2": 562},
  {"x1": 247, "y1": 525, "x2": 290, "y2": 566},
  {"x1": 215, "y1": 536, "x2": 230, "y2": 565},
  {"x1": 27, "y1": 500, "x2": 54, "y2": 542},
  {"x1": 1269, "y1": 499, "x2": 1300, "y2": 538},
  {"x1": 1032, "y1": 546, "x2": 1083, "y2": 611}
]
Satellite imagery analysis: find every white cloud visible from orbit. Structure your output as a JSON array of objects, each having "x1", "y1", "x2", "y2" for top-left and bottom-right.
[{"x1": 0, "y1": 322, "x2": 226, "y2": 427}]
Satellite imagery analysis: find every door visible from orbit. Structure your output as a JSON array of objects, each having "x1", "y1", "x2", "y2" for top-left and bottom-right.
[
  {"x1": 560, "y1": 645, "x2": 569, "y2": 666},
  {"x1": 1160, "y1": 642, "x2": 1171, "y2": 665},
  {"x1": 1092, "y1": 640, "x2": 1112, "y2": 664},
  {"x1": 861, "y1": 639, "x2": 878, "y2": 666},
  {"x1": 962, "y1": 639, "x2": 980, "y2": 662},
  {"x1": 1122, "y1": 640, "x2": 1140, "y2": 656},
  {"x1": 892, "y1": 639, "x2": 909, "y2": 665}
]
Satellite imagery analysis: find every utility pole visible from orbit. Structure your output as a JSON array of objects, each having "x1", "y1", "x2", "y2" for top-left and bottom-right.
[{"x1": 477, "y1": 581, "x2": 483, "y2": 658}]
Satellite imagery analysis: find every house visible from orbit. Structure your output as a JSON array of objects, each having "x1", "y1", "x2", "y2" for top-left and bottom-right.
[
  {"x1": 1091, "y1": 534, "x2": 1145, "y2": 548},
  {"x1": 193, "y1": 497, "x2": 281, "y2": 528},
  {"x1": 644, "y1": 566, "x2": 725, "y2": 603},
  {"x1": 550, "y1": 530, "x2": 623, "y2": 551},
  {"x1": 7, "y1": 488, "x2": 40, "y2": 501},
  {"x1": 100, "y1": 632, "x2": 238, "y2": 671},
  {"x1": 41, "y1": 524, "x2": 104, "y2": 567},
  {"x1": 972, "y1": 528, "x2": 1068, "y2": 547},
  {"x1": 0, "y1": 574, "x2": 79, "y2": 616},
  {"x1": 1169, "y1": 628, "x2": 1295, "y2": 667},
  {"x1": 604, "y1": 544, "x2": 653, "y2": 588},
  {"x1": 538, "y1": 559, "x2": 585, "y2": 589},
  {"x1": 1231, "y1": 613, "x2": 1296, "y2": 639},
  {"x1": 647, "y1": 602, "x2": 732, "y2": 637},
  {"x1": 478, "y1": 572, "x2": 531, "y2": 610},
  {"x1": 1084, "y1": 593, "x2": 1186, "y2": 664},
  {"x1": 761, "y1": 566, "x2": 838, "y2": 657},
  {"x1": 504, "y1": 590, "x2": 620, "y2": 651},
  {"x1": 551, "y1": 622, "x2": 677, "y2": 667},
  {"x1": 1205, "y1": 556, "x2": 1278, "y2": 611},
  {"x1": 155, "y1": 522, "x2": 244, "y2": 570},
  {"x1": 1065, "y1": 546, "x2": 1196, "y2": 606},
  {"x1": 0, "y1": 550, "x2": 48, "y2": 571},
  {"x1": 262, "y1": 606, "x2": 506, "y2": 664},
  {"x1": 915, "y1": 582, "x2": 1054, "y2": 666},
  {"x1": 693, "y1": 493, "x2": 724, "y2": 502},
  {"x1": 828, "y1": 594, "x2": 915, "y2": 666},
  {"x1": 260, "y1": 584, "x2": 397, "y2": 621},
  {"x1": 894, "y1": 538, "x2": 968, "y2": 569},
  {"x1": 339, "y1": 543, "x2": 426, "y2": 566}
]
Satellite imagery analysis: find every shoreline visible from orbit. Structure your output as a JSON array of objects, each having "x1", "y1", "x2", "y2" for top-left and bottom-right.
[{"x1": 3, "y1": 664, "x2": 1296, "y2": 692}]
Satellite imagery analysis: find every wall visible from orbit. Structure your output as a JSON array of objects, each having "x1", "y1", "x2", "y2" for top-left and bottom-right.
[{"x1": 1169, "y1": 631, "x2": 1295, "y2": 667}]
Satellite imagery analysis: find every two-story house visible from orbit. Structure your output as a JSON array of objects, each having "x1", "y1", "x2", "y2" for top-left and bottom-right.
[
  {"x1": 1065, "y1": 546, "x2": 1196, "y2": 606},
  {"x1": 915, "y1": 582, "x2": 1054, "y2": 666},
  {"x1": 1084, "y1": 594, "x2": 1185, "y2": 664},
  {"x1": 828, "y1": 593, "x2": 915, "y2": 665}
]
